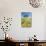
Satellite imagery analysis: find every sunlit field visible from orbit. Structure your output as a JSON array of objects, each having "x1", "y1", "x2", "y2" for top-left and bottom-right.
[{"x1": 21, "y1": 17, "x2": 32, "y2": 27}]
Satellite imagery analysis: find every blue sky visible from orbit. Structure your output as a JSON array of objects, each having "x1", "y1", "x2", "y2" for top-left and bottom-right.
[{"x1": 21, "y1": 12, "x2": 32, "y2": 17}]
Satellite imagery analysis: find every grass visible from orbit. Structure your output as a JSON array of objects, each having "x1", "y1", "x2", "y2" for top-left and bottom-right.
[{"x1": 21, "y1": 17, "x2": 32, "y2": 27}]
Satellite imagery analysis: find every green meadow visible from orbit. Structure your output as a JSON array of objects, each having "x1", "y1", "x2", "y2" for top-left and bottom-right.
[{"x1": 21, "y1": 17, "x2": 32, "y2": 27}]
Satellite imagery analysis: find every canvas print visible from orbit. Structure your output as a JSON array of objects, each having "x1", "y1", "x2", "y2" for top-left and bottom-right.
[{"x1": 21, "y1": 12, "x2": 32, "y2": 27}]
